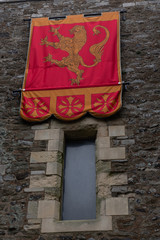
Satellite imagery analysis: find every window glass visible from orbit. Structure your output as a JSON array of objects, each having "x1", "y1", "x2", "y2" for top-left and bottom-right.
[{"x1": 62, "y1": 139, "x2": 96, "y2": 220}]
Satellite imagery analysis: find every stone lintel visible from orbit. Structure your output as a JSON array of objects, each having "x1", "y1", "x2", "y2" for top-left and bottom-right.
[{"x1": 41, "y1": 216, "x2": 112, "y2": 233}]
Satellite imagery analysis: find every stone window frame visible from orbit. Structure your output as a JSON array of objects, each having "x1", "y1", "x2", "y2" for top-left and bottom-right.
[{"x1": 24, "y1": 123, "x2": 129, "y2": 233}]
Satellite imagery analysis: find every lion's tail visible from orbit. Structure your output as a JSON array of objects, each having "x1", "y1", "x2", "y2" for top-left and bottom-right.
[{"x1": 81, "y1": 25, "x2": 110, "y2": 68}]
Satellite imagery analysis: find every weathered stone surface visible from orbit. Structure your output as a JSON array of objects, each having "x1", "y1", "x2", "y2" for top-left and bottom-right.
[
  {"x1": 30, "y1": 151, "x2": 58, "y2": 163},
  {"x1": 106, "y1": 198, "x2": 129, "y2": 215},
  {"x1": 100, "y1": 199, "x2": 106, "y2": 216},
  {"x1": 111, "y1": 185, "x2": 128, "y2": 194},
  {"x1": 112, "y1": 138, "x2": 135, "y2": 146},
  {"x1": 24, "y1": 187, "x2": 44, "y2": 192},
  {"x1": 0, "y1": 176, "x2": 3, "y2": 183},
  {"x1": 97, "y1": 147, "x2": 126, "y2": 160},
  {"x1": 28, "y1": 219, "x2": 41, "y2": 224},
  {"x1": 96, "y1": 161, "x2": 111, "y2": 173},
  {"x1": 30, "y1": 163, "x2": 46, "y2": 171},
  {"x1": 41, "y1": 216, "x2": 112, "y2": 232},
  {"x1": 97, "y1": 173, "x2": 127, "y2": 196},
  {"x1": 31, "y1": 123, "x2": 49, "y2": 130},
  {"x1": 48, "y1": 140, "x2": 64, "y2": 152},
  {"x1": 29, "y1": 193, "x2": 44, "y2": 201},
  {"x1": 46, "y1": 162, "x2": 62, "y2": 176},
  {"x1": 37, "y1": 200, "x2": 60, "y2": 219},
  {"x1": 31, "y1": 170, "x2": 45, "y2": 175},
  {"x1": 0, "y1": 165, "x2": 6, "y2": 175},
  {"x1": 97, "y1": 185, "x2": 111, "y2": 198},
  {"x1": 34, "y1": 129, "x2": 64, "y2": 141},
  {"x1": 44, "y1": 187, "x2": 61, "y2": 200},
  {"x1": 3, "y1": 174, "x2": 15, "y2": 181},
  {"x1": 96, "y1": 136, "x2": 110, "y2": 148},
  {"x1": 123, "y1": 2, "x2": 135, "y2": 7},
  {"x1": 27, "y1": 201, "x2": 38, "y2": 219},
  {"x1": 97, "y1": 173, "x2": 108, "y2": 186},
  {"x1": 24, "y1": 224, "x2": 41, "y2": 230},
  {"x1": 108, "y1": 173, "x2": 128, "y2": 185},
  {"x1": 97, "y1": 126, "x2": 108, "y2": 137},
  {"x1": 0, "y1": 0, "x2": 159, "y2": 239},
  {"x1": 29, "y1": 175, "x2": 61, "y2": 188},
  {"x1": 108, "y1": 126, "x2": 125, "y2": 137},
  {"x1": 15, "y1": 170, "x2": 29, "y2": 180}
]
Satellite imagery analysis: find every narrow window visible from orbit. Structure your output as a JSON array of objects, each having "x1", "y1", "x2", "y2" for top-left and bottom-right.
[{"x1": 62, "y1": 139, "x2": 96, "y2": 220}]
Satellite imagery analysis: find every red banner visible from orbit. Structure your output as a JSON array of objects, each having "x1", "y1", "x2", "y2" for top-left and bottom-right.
[{"x1": 20, "y1": 12, "x2": 122, "y2": 121}]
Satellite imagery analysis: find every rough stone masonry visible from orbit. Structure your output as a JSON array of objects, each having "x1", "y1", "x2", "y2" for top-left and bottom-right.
[{"x1": 0, "y1": 0, "x2": 160, "y2": 240}]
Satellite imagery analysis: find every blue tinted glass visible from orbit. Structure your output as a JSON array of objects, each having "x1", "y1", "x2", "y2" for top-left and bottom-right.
[{"x1": 62, "y1": 140, "x2": 96, "y2": 220}]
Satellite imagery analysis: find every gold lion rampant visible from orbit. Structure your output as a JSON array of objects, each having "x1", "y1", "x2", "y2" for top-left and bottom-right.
[{"x1": 41, "y1": 25, "x2": 110, "y2": 85}]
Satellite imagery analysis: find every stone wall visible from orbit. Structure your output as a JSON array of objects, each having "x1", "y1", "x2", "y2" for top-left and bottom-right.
[{"x1": 0, "y1": 0, "x2": 160, "y2": 240}]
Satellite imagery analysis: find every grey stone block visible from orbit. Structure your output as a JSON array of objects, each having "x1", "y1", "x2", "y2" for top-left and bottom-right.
[{"x1": 27, "y1": 201, "x2": 38, "y2": 219}]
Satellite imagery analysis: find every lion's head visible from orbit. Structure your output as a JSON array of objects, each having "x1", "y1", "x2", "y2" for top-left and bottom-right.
[{"x1": 70, "y1": 25, "x2": 85, "y2": 34}]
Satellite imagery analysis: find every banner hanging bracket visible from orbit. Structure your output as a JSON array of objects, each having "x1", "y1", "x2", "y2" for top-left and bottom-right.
[{"x1": 23, "y1": 10, "x2": 127, "y2": 22}]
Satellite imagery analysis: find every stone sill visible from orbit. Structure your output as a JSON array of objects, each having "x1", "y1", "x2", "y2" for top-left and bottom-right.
[{"x1": 41, "y1": 216, "x2": 112, "y2": 233}]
